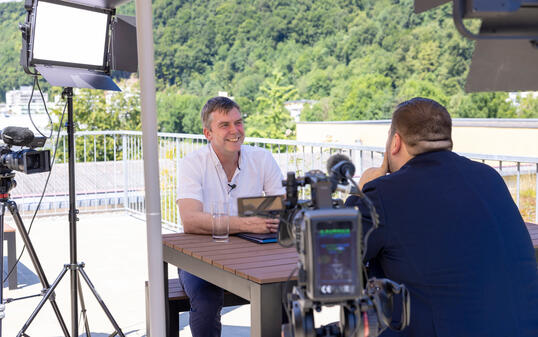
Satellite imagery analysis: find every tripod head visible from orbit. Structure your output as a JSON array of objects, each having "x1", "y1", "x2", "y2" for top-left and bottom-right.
[{"x1": 0, "y1": 173, "x2": 16, "y2": 196}]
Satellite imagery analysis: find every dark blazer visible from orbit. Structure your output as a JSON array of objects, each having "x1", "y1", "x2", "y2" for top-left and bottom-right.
[{"x1": 345, "y1": 150, "x2": 538, "y2": 337}]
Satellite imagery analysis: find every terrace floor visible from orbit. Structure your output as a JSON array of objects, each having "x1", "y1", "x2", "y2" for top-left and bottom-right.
[{"x1": 2, "y1": 211, "x2": 338, "y2": 337}]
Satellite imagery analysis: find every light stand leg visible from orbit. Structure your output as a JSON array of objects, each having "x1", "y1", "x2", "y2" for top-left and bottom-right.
[
  {"x1": 77, "y1": 275, "x2": 91, "y2": 337},
  {"x1": 7, "y1": 200, "x2": 70, "y2": 337},
  {"x1": 17, "y1": 265, "x2": 70, "y2": 337},
  {"x1": 78, "y1": 266, "x2": 125, "y2": 337}
]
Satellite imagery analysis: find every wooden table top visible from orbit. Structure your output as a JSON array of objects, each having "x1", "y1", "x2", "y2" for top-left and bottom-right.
[
  {"x1": 163, "y1": 233, "x2": 299, "y2": 284},
  {"x1": 164, "y1": 223, "x2": 538, "y2": 285}
]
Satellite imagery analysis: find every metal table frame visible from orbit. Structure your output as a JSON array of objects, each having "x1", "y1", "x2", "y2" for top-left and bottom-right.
[{"x1": 163, "y1": 244, "x2": 285, "y2": 337}]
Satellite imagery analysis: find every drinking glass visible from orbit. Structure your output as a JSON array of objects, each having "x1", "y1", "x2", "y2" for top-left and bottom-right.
[{"x1": 211, "y1": 201, "x2": 229, "y2": 242}]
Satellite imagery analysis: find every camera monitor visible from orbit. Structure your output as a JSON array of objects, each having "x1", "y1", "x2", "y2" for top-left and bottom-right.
[
  {"x1": 304, "y1": 208, "x2": 362, "y2": 302},
  {"x1": 237, "y1": 195, "x2": 284, "y2": 217}
]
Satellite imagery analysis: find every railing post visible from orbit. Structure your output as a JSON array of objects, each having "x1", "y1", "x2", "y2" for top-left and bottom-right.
[
  {"x1": 516, "y1": 162, "x2": 521, "y2": 208},
  {"x1": 122, "y1": 134, "x2": 129, "y2": 211}
]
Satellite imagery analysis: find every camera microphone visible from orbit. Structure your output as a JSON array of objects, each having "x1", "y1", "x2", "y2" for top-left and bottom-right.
[
  {"x1": 227, "y1": 183, "x2": 237, "y2": 190},
  {"x1": 327, "y1": 153, "x2": 356, "y2": 180},
  {"x1": 0, "y1": 126, "x2": 35, "y2": 147}
]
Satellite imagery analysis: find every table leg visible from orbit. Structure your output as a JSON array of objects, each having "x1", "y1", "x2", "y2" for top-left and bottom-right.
[{"x1": 250, "y1": 282, "x2": 283, "y2": 337}]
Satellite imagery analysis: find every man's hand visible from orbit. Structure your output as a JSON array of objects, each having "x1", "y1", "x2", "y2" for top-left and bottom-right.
[
  {"x1": 239, "y1": 216, "x2": 280, "y2": 233},
  {"x1": 358, "y1": 154, "x2": 389, "y2": 190}
]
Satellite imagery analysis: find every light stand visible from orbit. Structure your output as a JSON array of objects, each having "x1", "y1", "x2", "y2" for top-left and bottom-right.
[
  {"x1": 15, "y1": 0, "x2": 138, "y2": 334},
  {"x1": 15, "y1": 88, "x2": 125, "y2": 337}
]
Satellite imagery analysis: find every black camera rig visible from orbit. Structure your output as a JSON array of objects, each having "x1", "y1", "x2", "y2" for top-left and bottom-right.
[
  {"x1": 0, "y1": 126, "x2": 50, "y2": 179},
  {"x1": 276, "y1": 155, "x2": 410, "y2": 337}
]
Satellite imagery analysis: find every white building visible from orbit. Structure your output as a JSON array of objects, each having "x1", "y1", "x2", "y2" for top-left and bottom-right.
[
  {"x1": 507, "y1": 91, "x2": 538, "y2": 106},
  {"x1": 284, "y1": 99, "x2": 318, "y2": 122},
  {"x1": 5, "y1": 86, "x2": 50, "y2": 115}
]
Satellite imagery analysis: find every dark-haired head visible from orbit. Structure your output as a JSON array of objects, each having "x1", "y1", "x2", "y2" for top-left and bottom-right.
[{"x1": 390, "y1": 97, "x2": 453, "y2": 155}]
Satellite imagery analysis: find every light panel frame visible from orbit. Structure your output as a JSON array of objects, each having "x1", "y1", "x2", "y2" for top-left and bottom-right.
[{"x1": 29, "y1": 0, "x2": 114, "y2": 71}]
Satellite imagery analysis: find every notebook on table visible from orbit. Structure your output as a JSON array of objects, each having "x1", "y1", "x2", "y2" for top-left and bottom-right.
[{"x1": 236, "y1": 232, "x2": 277, "y2": 244}]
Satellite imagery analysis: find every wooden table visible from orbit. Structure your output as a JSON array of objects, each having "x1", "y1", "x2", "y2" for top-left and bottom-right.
[
  {"x1": 525, "y1": 222, "x2": 538, "y2": 262},
  {"x1": 162, "y1": 233, "x2": 298, "y2": 337}
]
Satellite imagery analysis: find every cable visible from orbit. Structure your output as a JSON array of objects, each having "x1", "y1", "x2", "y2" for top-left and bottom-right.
[
  {"x1": 2, "y1": 100, "x2": 67, "y2": 286},
  {"x1": 281, "y1": 266, "x2": 298, "y2": 323},
  {"x1": 34, "y1": 76, "x2": 54, "y2": 138},
  {"x1": 347, "y1": 174, "x2": 380, "y2": 262}
]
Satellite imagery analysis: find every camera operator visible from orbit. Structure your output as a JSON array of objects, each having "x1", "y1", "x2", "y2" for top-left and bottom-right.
[
  {"x1": 176, "y1": 96, "x2": 285, "y2": 337},
  {"x1": 345, "y1": 97, "x2": 538, "y2": 337}
]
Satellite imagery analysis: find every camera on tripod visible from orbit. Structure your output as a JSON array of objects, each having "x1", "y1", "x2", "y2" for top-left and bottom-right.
[
  {"x1": 0, "y1": 126, "x2": 51, "y2": 176},
  {"x1": 273, "y1": 155, "x2": 410, "y2": 337}
]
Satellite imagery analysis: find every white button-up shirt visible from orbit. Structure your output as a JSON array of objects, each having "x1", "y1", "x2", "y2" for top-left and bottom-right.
[{"x1": 177, "y1": 144, "x2": 285, "y2": 216}]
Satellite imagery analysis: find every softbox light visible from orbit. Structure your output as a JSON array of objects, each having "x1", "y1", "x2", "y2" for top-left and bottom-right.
[
  {"x1": 414, "y1": 0, "x2": 538, "y2": 92},
  {"x1": 20, "y1": 0, "x2": 136, "y2": 91}
]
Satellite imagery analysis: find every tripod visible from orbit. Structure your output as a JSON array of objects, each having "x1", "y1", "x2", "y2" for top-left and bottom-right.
[
  {"x1": 0, "y1": 172, "x2": 70, "y2": 337},
  {"x1": 14, "y1": 88, "x2": 125, "y2": 337}
]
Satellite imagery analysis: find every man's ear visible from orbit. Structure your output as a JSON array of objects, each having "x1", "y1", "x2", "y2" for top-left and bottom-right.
[
  {"x1": 391, "y1": 132, "x2": 402, "y2": 155},
  {"x1": 203, "y1": 127, "x2": 211, "y2": 141}
]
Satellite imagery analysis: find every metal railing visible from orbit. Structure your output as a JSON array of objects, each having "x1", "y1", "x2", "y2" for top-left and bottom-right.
[{"x1": 8, "y1": 131, "x2": 538, "y2": 229}]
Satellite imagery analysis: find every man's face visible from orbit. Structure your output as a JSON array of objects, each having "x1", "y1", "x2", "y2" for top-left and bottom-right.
[{"x1": 204, "y1": 108, "x2": 244, "y2": 157}]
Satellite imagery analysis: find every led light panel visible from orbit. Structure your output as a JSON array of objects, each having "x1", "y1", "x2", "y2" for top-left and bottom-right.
[{"x1": 32, "y1": 1, "x2": 109, "y2": 68}]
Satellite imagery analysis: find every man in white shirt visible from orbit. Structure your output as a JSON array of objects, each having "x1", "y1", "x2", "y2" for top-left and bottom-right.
[{"x1": 176, "y1": 96, "x2": 285, "y2": 337}]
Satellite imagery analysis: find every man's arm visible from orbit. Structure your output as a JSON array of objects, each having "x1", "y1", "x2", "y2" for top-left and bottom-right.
[{"x1": 177, "y1": 198, "x2": 280, "y2": 234}]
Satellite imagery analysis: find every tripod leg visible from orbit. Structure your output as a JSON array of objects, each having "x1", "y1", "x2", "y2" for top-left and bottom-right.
[
  {"x1": 17, "y1": 266, "x2": 70, "y2": 337},
  {"x1": 78, "y1": 266, "x2": 125, "y2": 337},
  {"x1": 8, "y1": 201, "x2": 71, "y2": 337},
  {"x1": 77, "y1": 274, "x2": 92, "y2": 337},
  {"x1": 0, "y1": 202, "x2": 6, "y2": 334}
]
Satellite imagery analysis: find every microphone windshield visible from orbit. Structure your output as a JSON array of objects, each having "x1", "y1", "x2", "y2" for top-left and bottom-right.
[
  {"x1": 326, "y1": 153, "x2": 351, "y2": 173},
  {"x1": 1, "y1": 126, "x2": 35, "y2": 146}
]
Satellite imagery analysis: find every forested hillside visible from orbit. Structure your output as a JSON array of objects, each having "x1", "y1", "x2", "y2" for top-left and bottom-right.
[{"x1": 1, "y1": 0, "x2": 537, "y2": 138}]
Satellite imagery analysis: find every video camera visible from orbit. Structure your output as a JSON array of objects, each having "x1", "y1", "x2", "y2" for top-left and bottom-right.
[
  {"x1": 262, "y1": 154, "x2": 409, "y2": 337},
  {"x1": 0, "y1": 126, "x2": 51, "y2": 177}
]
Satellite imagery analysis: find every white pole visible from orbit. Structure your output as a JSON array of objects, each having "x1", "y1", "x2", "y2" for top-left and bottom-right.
[{"x1": 135, "y1": 1, "x2": 166, "y2": 336}]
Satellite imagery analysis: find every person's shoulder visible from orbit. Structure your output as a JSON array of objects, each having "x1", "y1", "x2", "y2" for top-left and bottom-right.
[
  {"x1": 242, "y1": 144, "x2": 270, "y2": 154},
  {"x1": 180, "y1": 145, "x2": 210, "y2": 167},
  {"x1": 241, "y1": 145, "x2": 274, "y2": 160}
]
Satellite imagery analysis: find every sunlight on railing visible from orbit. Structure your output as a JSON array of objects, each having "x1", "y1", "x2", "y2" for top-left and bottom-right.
[{"x1": 8, "y1": 131, "x2": 538, "y2": 229}]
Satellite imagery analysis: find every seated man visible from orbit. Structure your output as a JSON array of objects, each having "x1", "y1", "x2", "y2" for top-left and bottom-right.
[
  {"x1": 176, "y1": 96, "x2": 284, "y2": 337},
  {"x1": 346, "y1": 97, "x2": 538, "y2": 337}
]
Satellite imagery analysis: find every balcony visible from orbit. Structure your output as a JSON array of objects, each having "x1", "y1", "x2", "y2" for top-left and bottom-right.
[{"x1": 2, "y1": 131, "x2": 537, "y2": 336}]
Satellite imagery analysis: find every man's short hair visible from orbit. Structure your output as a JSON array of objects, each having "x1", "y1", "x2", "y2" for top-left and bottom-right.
[
  {"x1": 200, "y1": 96, "x2": 240, "y2": 130},
  {"x1": 391, "y1": 97, "x2": 453, "y2": 155}
]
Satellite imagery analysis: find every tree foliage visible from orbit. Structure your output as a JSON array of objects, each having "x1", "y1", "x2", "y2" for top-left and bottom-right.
[{"x1": 1, "y1": 0, "x2": 536, "y2": 137}]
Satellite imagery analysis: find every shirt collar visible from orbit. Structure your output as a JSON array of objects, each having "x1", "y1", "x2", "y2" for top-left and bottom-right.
[{"x1": 208, "y1": 143, "x2": 244, "y2": 170}]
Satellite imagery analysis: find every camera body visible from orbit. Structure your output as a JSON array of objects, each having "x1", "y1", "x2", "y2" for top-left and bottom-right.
[
  {"x1": 276, "y1": 157, "x2": 410, "y2": 337},
  {"x1": 0, "y1": 127, "x2": 51, "y2": 178},
  {"x1": 0, "y1": 147, "x2": 51, "y2": 175},
  {"x1": 280, "y1": 170, "x2": 362, "y2": 303}
]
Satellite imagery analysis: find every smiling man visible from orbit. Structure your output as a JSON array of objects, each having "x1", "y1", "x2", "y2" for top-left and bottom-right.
[{"x1": 176, "y1": 96, "x2": 284, "y2": 337}]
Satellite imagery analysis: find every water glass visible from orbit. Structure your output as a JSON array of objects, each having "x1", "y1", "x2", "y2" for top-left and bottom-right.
[{"x1": 212, "y1": 201, "x2": 229, "y2": 242}]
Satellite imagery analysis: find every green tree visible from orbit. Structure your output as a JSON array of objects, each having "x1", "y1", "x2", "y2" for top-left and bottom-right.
[{"x1": 246, "y1": 71, "x2": 296, "y2": 139}]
